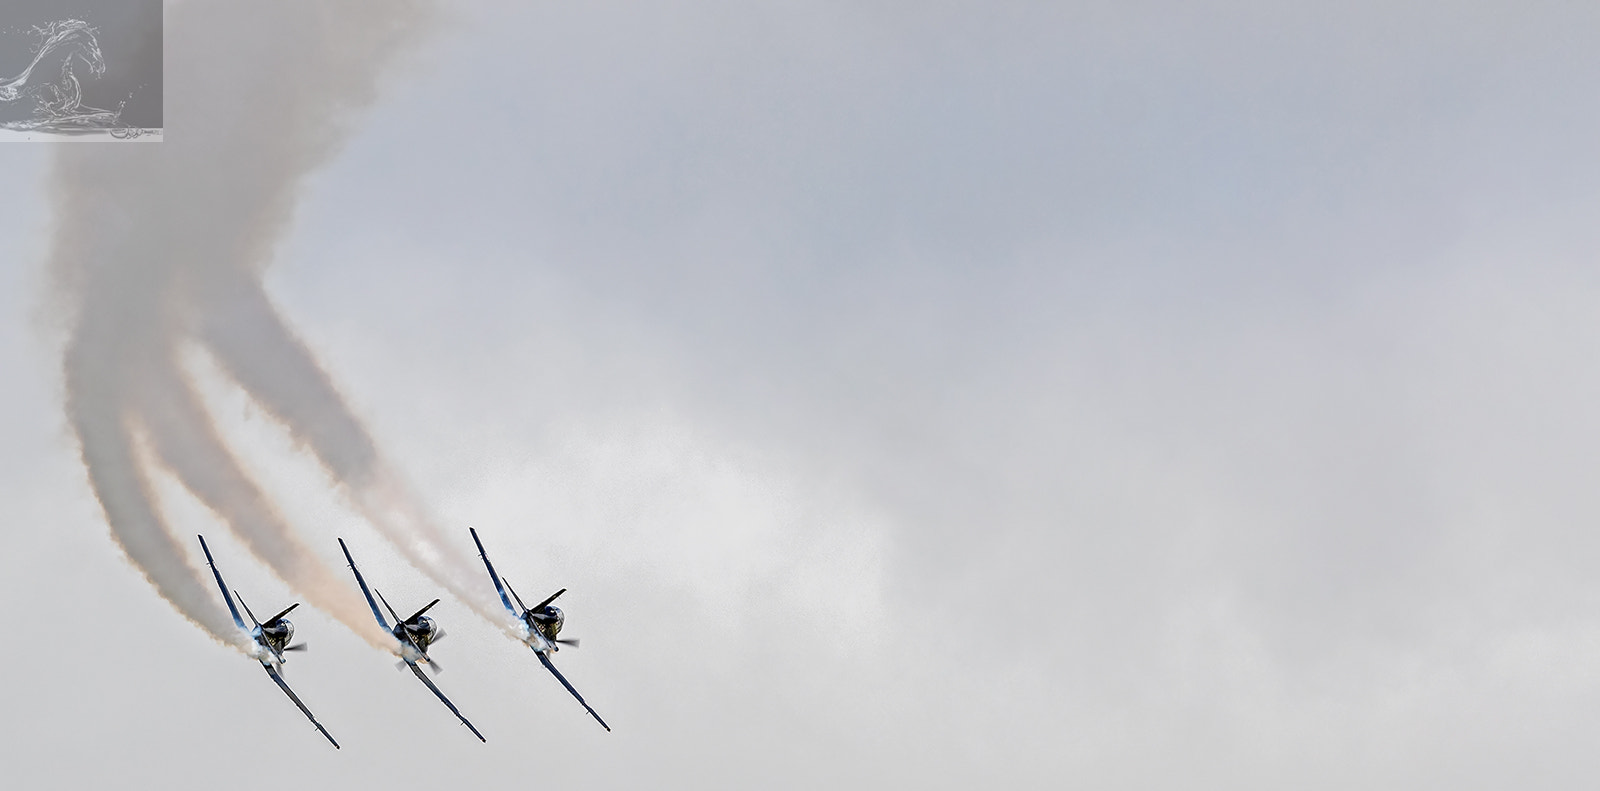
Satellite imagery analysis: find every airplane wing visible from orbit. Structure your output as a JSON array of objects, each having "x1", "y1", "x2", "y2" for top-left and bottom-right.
[
  {"x1": 469, "y1": 527, "x2": 520, "y2": 618},
  {"x1": 263, "y1": 663, "x2": 340, "y2": 749},
  {"x1": 338, "y1": 538, "x2": 391, "y2": 631},
  {"x1": 197, "y1": 535, "x2": 247, "y2": 631},
  {"x1": 406, "y1": 661, "x2": 486, "y2": 742},
  {"x1": 536, "y1": 651, "x2": 611, "y2": 732}
]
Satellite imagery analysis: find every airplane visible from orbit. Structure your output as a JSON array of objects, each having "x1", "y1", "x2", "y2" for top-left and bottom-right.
[
  {"x1": 469, "y1": 527, "x2": 611, "y2": 731},
  {"x1": 337, "y1": 538, "x2": 486, "y2": 742},
  {"x1": 197, "y1": 534, "x2": 339, "y2": 749}
]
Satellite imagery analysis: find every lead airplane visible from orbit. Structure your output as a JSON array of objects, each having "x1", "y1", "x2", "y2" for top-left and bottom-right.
[
  {"x1": 337, "y1": 538, "x2": 486, "y2": 742},
  {"x1": 197, "y1": 534, "x2": 339, "y2": 749},
  {"x1": 469, "y1": 527, "x2": 610, "y2": 731}
]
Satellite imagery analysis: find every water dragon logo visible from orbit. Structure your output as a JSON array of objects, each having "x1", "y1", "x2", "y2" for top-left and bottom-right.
[{"x1": 0, "y1": 19, "x2": 131, "y2": 134}]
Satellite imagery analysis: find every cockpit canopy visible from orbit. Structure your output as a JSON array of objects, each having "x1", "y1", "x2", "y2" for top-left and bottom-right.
[
  {"x1": 527, "y1": 605, "x2": 565, "y2": 639},
  {"x1": 261, "y1": 618, "x2": 294, "y2": 648},
  {"x1": 403, "y1": 615, "x2": 438, "y2": 648}
]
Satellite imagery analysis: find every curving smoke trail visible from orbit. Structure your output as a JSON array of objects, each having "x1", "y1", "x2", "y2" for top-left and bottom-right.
[
  {"x1": 196, "y1": 269, "x2": 514, "y2": 630},
  {"x1": 52, "y1": 0, "x2": 510, "y2": 653}
]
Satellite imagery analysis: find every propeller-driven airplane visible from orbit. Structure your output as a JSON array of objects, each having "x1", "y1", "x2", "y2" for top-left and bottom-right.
[
  {"x1": 337, "y1": 538, "x2": 486, "y2": 742},
  {"x1": 469, "y1": 527, "x2": 610, "y2": 731},
  {"x1": 197, "y1": 535, "x2": 339, "y2": 748}
]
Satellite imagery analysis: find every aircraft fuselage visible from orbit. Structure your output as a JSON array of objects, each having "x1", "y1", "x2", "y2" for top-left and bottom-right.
[
  {"x1": 525, "y1": 605, "x2": 564, "y2": 642},
  {"x1": 258, "y1": 619, "x2": 294, "y2": 655},
  {"x1": 393, "y1": 614, "x2": 440, "y2": 663}
]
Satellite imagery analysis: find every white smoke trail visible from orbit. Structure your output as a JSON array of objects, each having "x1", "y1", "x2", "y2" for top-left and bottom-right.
[
  {"x1": 139, "y1": 359, "x2": 394, "y2": 648},
  {"x1": 196, "y1": 274, "x2": 514, "y2": 629},
  {"x1": 55, "y1": 185, "x2": 245, "y2": 649},
  {"x1": 49, "y1": 0, "x2": 509, "y2": 653},
  {"x1": 64, "y1": 346, "x2": 245, "y2": 648}
]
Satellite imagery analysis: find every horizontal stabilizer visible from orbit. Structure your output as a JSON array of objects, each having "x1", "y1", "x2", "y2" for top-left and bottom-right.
[
  {"x1": 504, "y1": 577, "x2": 530, "y2": 613},
  {"x1": 405, "y1": 599, "x2": 440, "y2": 625},
  {"x1": 266, "y1": 603, "x2": 300, "y2": 624},
  {"x1": 535, "y1": 589, "x2": 567, "y2": 611},
  {"x1": 373, "y1": 588, "x2": 403, "y2": 628},
  {"x1": 235, "y1": 591, "x2": 262, "y2": 629}
]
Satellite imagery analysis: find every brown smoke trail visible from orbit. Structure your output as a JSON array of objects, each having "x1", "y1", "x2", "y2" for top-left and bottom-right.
[
  {"x1": 198, "y1": 277, "x2": 514, "y2": 628},
  {"x1": 51, "y1": 0, "x2": 487, "y2": 652},
  {"x1": 139, "y1": 361, "x2": 394, "y2": 647}
]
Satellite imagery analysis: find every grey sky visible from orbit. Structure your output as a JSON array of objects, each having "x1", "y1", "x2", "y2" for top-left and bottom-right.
[{"x1": 6, "y1": 0, "x2": 1600, "y2": 788}]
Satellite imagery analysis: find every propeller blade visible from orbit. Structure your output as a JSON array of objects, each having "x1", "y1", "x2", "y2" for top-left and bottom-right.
[
  {"x1": 267, "y1": 603, "x2": 300, "y2": 624},
  {"x1": 284, "y1": 643, "x2": 308, "y2": 652},
  {"x1": 555, "y1": 638, "x2": 580, "y2": 648},
  {"x1": 431, "y1": 629, "x2": 447, "y2": 645},
  {"x1": 534, "y1": 588, "x2": 567, "y2": 610},
  {"x1": 405, "y1": 598, "x2": 440, "y2": 625},
  {"x1": 396, "y1": 659, "x2": 409, "y2": 672},
  {"x1": 426, "y1": 657, "x2": 443, "y2": 675},
  {"x1": 503, "y1": 577, "x2": 530, "y2": 613}
]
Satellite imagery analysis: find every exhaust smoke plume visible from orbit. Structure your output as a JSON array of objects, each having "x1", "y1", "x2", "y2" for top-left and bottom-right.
[{"x1": 52, "y1": 0, "x2": 508, "y2": 652}]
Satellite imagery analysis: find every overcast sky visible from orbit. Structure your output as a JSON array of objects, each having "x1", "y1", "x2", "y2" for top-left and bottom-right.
[{"x1": 7, "y1": 1, "x2": 1600, "y2": 788}]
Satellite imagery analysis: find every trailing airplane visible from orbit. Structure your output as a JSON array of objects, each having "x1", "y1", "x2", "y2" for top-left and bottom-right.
[
  {"x1": 469, "y1": 527, "x2": 610, "y2": 731},
  {"x1": 197, "y1": 534, "x2": 339, "y2": 749},
  {"x1": 337, "y1": 538, "x2": 486, "y2": 742}
]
